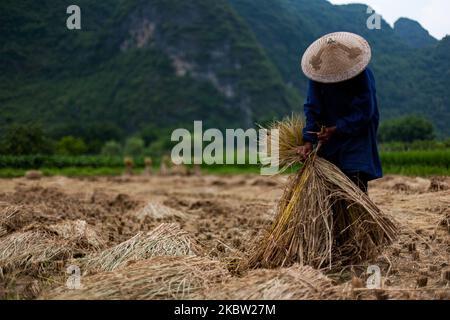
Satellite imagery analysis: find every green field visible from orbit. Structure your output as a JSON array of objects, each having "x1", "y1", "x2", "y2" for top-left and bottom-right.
[
  {"x1": 379, "y1": 150, "x2": 450, "y2": 176},
  {"x1": 0, "y1": 150, "x2": 449, "y2": 178}
]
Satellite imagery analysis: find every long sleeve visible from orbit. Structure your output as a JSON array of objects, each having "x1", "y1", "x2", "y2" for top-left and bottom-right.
[
  {"x1": 302, "y1": 80, "x2": 321, "y2": 144},
  {"x1": 335, "y1": 70, "x2": 376, "y2": 137},
  {"x1": 304, "y1": 68, "x2": 382, "y2": 181}
]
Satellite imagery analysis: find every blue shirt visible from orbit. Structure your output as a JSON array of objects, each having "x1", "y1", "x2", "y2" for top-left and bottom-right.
[{"x1": 302, "y1": 68, "x2": 382, "y2": 181}]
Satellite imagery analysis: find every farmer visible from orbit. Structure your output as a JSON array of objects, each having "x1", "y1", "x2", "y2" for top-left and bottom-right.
[{"x1": 297, "y1": 32, "x2": 381, "y2": 193}]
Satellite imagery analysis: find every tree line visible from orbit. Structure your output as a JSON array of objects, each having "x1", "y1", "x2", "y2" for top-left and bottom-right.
[{"x1": 0, "y1": 115, "x2": 448, "y2": 156}]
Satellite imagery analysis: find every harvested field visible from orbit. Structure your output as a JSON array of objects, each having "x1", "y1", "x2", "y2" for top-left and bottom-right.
[
  {"x1": 83, "y1": 223, "x2": 202, "y2": 273},
  {"x1": 202, "y1": 265, "x2": 340, "y2": 300},
  {"x1": 0, "y1": 174, "x2": 449, "y2": 300},
  {"x1": 45, "y1": 256, "x2": 229, "y2": 300}
]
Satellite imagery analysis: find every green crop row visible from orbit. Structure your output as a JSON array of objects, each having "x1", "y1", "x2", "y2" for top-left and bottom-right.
[
  {"x1": 380, "y1": 150, "x2": 450, "y2": 168},
  {"x1": 0, "y1": 150, "x2": 449, "y2": 176}
]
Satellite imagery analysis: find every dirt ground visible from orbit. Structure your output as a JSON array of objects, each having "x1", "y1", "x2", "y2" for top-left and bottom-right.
[{"x1": 0, "y1": 172, "x2": 449, "y2": 300}]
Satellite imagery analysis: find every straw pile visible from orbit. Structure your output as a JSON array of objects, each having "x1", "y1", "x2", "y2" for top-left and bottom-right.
[
  {"x1": 44, "y1": 219, "x2": 106, "y2": 250},
  {"x1": 0, "y1": 230, "x2": 72, "y2": 276},
  {"x1": 248, "y1": 115, "x2": 398, "y2": 269},
  {"x1": 0, "y1": 205, "x2": 18, "y2": 237},
  {"x1": 45, "y1": 256, "x2": 229, "y2": 300},
  {"x1": 133, "y1": 202, "x2": 187, "y2": 220},
  {"x1": 203, "y1": 264, "x2": 340, "y2": 300},
  {"x1": 144, "y1": 157, "x2": 153, "y2": 176},
  {"x1": 0, "y1": 205, "x2": 43, "y2": 236},
  {"x1": 429, "y1": 177, "x2": 449, "y2": 192},
  {"x1": 83, "y1": 223, "x2": 202, "y2": 273},
  {"x1": 0, "y1": 220, "x2": 104, "y2": 276},
  {"x1": 24, "y1": 170, "x2": 43, "y2": 180},
  {"x1": 0, "y1": 202, "x2": 90, "y2": 236},
  {"x1": 440, "y1": 209, "x2": 450, "y2": 233},
  {"x1": 123, "y1": 157, "x2": 134, "y2": 175}
]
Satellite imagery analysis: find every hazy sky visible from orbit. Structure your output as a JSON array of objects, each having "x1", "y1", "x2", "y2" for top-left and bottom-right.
[{"x1": 328, "y1": 0, "x2": 449, "y2": 39}]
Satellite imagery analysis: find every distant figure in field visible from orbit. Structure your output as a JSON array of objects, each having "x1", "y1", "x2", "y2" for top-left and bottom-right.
[
  {"x1": 297, "y1": 32, "x2": 382, "y2": 193},
  {"x1": 123, "y1": 157, "x2": 134, "y2": 176},
  {"x1": 159, "y1": 155, "x2": 171, "y2": 175},
  {"x1": 144, "y1": 157, "x2": 153, "y2": 176}
]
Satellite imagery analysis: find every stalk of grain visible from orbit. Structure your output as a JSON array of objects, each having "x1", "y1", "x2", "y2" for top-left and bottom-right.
[{"x1": 246, "y1": 115, "x2": 398, "y2": 270}]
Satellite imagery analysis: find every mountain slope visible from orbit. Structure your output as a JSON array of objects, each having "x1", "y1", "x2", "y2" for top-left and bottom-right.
[
  {"x1": 0, "y1": 0, "x2": 448, "y2": 145},
  {"x1": 394, "y1": 17, "x2": 438, "y2": 48},
  {"x1": 0, "y1": 0, "x2": 301, "y2": 144}
]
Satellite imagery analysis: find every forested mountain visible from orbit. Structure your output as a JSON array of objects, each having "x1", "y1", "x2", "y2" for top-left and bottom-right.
[
  {"x1": 0, "y1": 0, "x2": 300, "y2": 145},
  {"x1": 394, "y1": 17, "x2": 438, "y2": 48},
  {"x1": 1, "y1": 0, "x2": 448, "y2": 151}
]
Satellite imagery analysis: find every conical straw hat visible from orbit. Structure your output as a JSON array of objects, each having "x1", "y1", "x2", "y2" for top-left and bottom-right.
[{"x1": 301, "y1": 32, "x2": 371, "y2": 83}]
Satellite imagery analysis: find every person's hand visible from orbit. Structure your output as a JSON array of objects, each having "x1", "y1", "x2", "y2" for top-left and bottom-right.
[
  {"x1": 296, "y1": 142, "x2": 313, "y2": 161},
  {"x1": 317, "y1": 126, "x2": 336, "y2": 144}
]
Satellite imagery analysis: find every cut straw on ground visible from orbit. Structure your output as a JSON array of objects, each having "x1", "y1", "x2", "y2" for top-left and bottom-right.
[
  {"x1": 44, "y1": 219, "x2": 106, "y2": 250},
  {"x1": 0, "y1": 230, "x2": 72, "y2": 277},
  {"x1": 133, "y1": 202, "x2": 188, "y2": 220},
  {"x1": 202, "y1": 264, "x2": 340, "y2": 300},
  {"x1": 83, "y1": 223, "x2": 202, "y2": 273},
  {"x1": 0, "y1": 220, "x2": 104, "y2": 277},
  {"x1": 440, "y1": 209, "x2": 450, "y2": 233},
  {"x1": 0, "y1": 204, "x2": 44, "y2": 236},
  {"x1": 44, "y1": 256, "x2": 229, "y2": 300},
  {"x1": 259, "y1": 114, "x2": 304, "y2": 172}
]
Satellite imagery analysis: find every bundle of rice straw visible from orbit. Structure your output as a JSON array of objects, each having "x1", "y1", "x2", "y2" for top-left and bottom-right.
[
  {"x1": 202, "y1": 264, "x2": 340, "y2": 300},
  {"x1": 248, "y1": 115, "x2": 398, "y2": 269},
  {"x1": 440, "y1": 209, "x2": 450, "y2": 233},
  {"x1": 0, "y1": 230, "x2": 72, "y2": 276},
  {"x1": 0, "y1": 205, "x2": 16, "y2": 237},
  {"x1": 44, "y1": 219, "x2": 106, "y2": 250},
  {"x1": 83, "y1": 223, "x2": 202, "y2": 273},
  {"x1": 0, "y1": 220, "x2": 104, "y2": 276},
  {"x1": 0, "y1": 205, "x2": 41, "y2": 236},
  {"x1": 44, "y1": 256, "x2": 229, "y2": 300},
  {"x1": 24, "y1": 170, "x2": 43, "y2": 180},
  {"x1": 133, "y1": 202, "x2": 187, "y2": 221}
]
